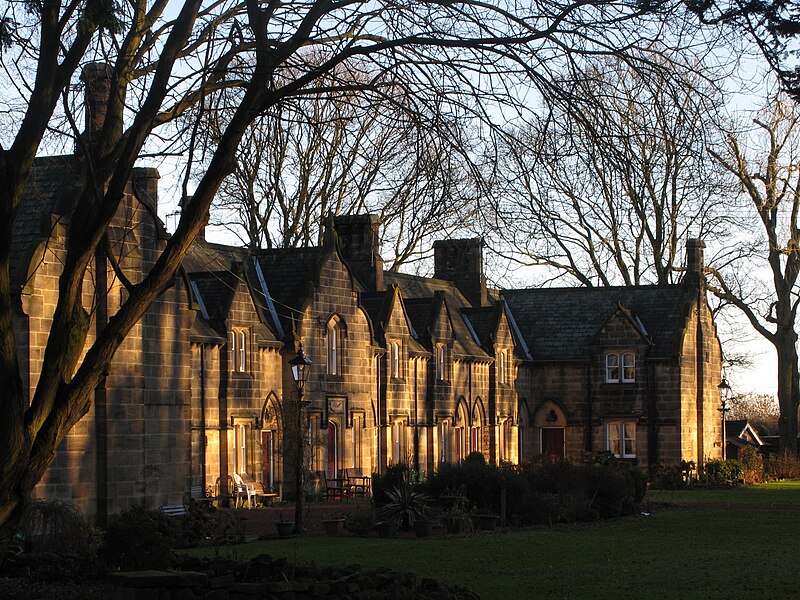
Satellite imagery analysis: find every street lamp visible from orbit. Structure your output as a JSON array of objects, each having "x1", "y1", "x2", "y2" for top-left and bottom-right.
[
  {"x1": 289, "y1": 343, "x2": 312, "y2": 534},
  {"x1": 718, "y1": 378, "x2": 732, "y2": 460}
]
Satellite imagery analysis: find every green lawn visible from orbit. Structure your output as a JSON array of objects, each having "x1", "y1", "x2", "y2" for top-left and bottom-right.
[{"x1": 188, "y1": 481, "x2": 800, "y2": 600}]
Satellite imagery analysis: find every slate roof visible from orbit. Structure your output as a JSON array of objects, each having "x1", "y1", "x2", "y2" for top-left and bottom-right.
[
  {"x1": 360, "y1": 289, "x2": 427, "y2": 355},
  {"x1": 11, "y1": 155, "x2": 82, "y2": 290},
  {"x1": 254, "y1": 247, "x2": 322, "y2": 337},
  {"x1": 184, "y1": 241, "x2": 278, "y2": 345},
  {"x1": 501, "y1": 285, "x2": 694, "y2": 362}
]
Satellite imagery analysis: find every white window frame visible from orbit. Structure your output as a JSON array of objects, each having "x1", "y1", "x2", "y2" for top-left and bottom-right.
[
  {"x1": 229, "y1": 328, "x2": 248, "y2": 373},
  {"x1": 622, "y1": 352, "x2": 635, "y2": 383},
  {"x1": 436, "y1": 344, "x2": 447, "y2": 381},
  {"x1": 605, "y1": 353, "x2": 620, "y2": 383},
  {"x1": 327, "y1": 319, "x2": 341, "y2": 376},
  {"x1": 606, "y1": 421, "x2": 636, "y2": 458},
  {"x1": 390, "y1": 340, "x2": 402, "y2": 379},
  {"x1": 606, "y1": 352, "x2": 635, "y2": 383},
  {"x1": 234, "y1": 421, "x2": 251, "y2": 475},
  {"x1": 499, "y1": 350, "x2": 507, "y2": 385}
]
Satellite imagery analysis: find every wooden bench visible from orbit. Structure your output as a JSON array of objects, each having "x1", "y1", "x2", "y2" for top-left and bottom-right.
[
  {"x1": 249, "y1": 481, "x2": 278, "y2": 507},
  {"x1": 160, "y1": 505, "x2": 188, "y2": 517}
]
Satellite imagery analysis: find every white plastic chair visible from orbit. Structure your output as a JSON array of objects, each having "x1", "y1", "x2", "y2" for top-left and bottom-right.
[{"x1": 232, "y1": 472, "x2": 255, "y2": 509}]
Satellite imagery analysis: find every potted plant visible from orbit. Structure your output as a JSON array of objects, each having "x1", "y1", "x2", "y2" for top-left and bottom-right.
[
  {"x1": 322, "y1": 515, "x2": 347, "y2": 535},
  {"x1": 275, "y1": 512, "x2": 295, "y2": 538},
  {"x1": 473, "y1": 513, "x2": 500, "y2": 531},
  {"x1": 442, "y1": 503, "x2": 474, "y2": 535},
  {"x1": 413, "y1": 518, "x2": 433, "y2": 537}
]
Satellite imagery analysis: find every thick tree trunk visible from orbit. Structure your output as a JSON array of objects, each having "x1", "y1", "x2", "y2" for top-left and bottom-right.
[{"x1": 775, "y1": 330, "x2": 800, "y2": 455}]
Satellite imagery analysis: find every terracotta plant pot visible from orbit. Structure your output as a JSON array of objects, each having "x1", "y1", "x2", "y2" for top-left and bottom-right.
[{"x1": 323, "y1": 518, "x2": 346, "y2": 535}]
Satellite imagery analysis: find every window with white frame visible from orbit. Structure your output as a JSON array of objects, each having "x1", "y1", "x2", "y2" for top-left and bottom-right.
[
  {"x1": 498, "y1": 350, "x2": 507, "y2": 385},
  {"x1": 229, "y1": 329, "x2": 249, "y2": 373},
  {"x1": 390, "y1": 340, "x2": 402, "y2": 379},
  {"x1": 435, "y1": 344, "x2": 447, "y2": 381},
  {"x1": 391, "y1": 420, "x2": 407, "y2": 464},
  {"x1": 605, "y1": 352, "x2": 635, "y2": 383},
  {"x1": 606, "y1": 421, "x2": 636, "y2": 458},
  {"x1": 233, "y1": 421, "x2": 252, "y2": 475},
  {"x1": 327, "y1": 317, "x2": 344, "y2": 376}
]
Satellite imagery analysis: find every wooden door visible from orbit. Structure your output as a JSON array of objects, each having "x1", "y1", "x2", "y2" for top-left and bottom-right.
[{"x1": 541, "y1": 428, "x2": 565, "y2": 458}]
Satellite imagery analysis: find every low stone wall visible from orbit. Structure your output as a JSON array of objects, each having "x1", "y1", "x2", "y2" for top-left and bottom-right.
[{"x1": 109, "y1": 555, "x2": 480, "y2": 600}]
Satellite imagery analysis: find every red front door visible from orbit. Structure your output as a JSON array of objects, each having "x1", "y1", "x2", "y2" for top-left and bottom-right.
[{"x1": 541, "y1": 428, "x2": 565, "y2": 458}]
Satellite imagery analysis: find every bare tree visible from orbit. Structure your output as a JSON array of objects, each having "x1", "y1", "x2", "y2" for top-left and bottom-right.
[
  {"x1": 0, "y1": 0, "x2": 709, "y2": 556},
  {"x1": 707, "y1": 94, "x2": 800, "y2": 454},
  {"x1": 492, "y1": 54, "x2": 736, "y2": 286},
  {"x1": 728, "y1": 392, "x2": 780, "y2": 435},
  {"x1": 204, "y1": 60, "x2": 484, "y2": 268}
]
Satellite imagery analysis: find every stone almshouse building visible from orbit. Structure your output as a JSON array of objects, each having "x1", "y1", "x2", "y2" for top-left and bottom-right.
[{"x1": 11, "y1": 71, "x2": 724, "y2": 524}]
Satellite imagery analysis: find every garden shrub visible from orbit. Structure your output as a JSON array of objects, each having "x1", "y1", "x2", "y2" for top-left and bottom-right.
[
  {"x1": 704, "y1": 459, "x2": 744, "y2": 486},
  {"x1": 104, "y1": 504, "x2": 177, "y2": 571},
  {"x1": 10, "y1": 499, "x2": 103, "y2": 582},
  {"x1": 738, "y1": 446, "x2": 764, "y2": 484},
  {"x1": 765, "y1": 452, "x2": 800, "y2": 480},
  {"x1": 424, "y1": 455, "x2": 646, "y2": 526}
]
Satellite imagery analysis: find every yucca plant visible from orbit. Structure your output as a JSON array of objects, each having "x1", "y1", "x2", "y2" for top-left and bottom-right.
[{"x1": 379, "y1": 480, "x2": 429, "y2": 530}]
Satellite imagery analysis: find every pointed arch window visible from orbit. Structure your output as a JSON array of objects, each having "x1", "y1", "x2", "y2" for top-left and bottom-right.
[{"x1": 326, "y1": 316, "x2": 346, "y2": 376}]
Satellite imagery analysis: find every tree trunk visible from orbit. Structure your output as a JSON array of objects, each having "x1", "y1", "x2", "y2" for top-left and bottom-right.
[{"x1": 775, "y1": 329, "x2": 799, "y2": 454}]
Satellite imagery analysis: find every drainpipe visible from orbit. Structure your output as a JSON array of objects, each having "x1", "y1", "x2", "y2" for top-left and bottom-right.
[
  {"x1": 200, "y1": 344, "x2": 207, "y2": 490},
  {"x1": 94, "y1": 245, "x2": 108, "y2": 528}
]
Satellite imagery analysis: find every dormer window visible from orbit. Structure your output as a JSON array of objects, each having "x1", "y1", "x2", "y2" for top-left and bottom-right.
[{"x1": 605, "y1": 352, "x2": 635, "y2": 383}]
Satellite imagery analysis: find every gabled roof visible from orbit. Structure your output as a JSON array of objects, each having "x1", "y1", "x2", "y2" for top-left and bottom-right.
[
  {"x1": 726, "y1": 419, "x2": 764, "y2": 446},
  {"x1": 184, "y1": 241, "x2": 278, "y2": 345},
  {"x1": 254, "y1": 247, "x2": 322, "y2": 337},
  {"x1": 388, "y1": 270, "x2": 490, "y2": 361},
  {"x1": 501, "y1": 285, "x2": 694, "y2": 361},
  {"x1": 360, "y1": 287, "x2": 427, "y2": 355}
]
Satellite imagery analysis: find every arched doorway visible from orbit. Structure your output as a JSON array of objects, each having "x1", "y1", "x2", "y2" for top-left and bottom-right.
[
  {"x1": 260, "y1": 393, "x2": 282, "y2": 490},
  {"x1": 534, "y1": 399, "x2": 568, "y2": 459}
]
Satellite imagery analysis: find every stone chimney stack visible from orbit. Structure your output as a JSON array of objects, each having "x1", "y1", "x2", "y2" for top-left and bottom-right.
[
  {"x1": 334, "y1": 214, "x2": 384, "y2": 292},
  {"x1": 81, "y1": 63, "x2": 114, "y2": 145},
  {"x1": 433, "y1": 238, "x2": 488, "y2": 308},
  {"x1": 132, "y1": 167, "x2": 160, "y2": 213},
  {"x1": 685, "y1": 238, "x2": 706, "y2": 285}
]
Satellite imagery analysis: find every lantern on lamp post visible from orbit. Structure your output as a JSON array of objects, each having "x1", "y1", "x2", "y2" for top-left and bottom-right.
[
  {"x1": 289, "y1": 343, "x2": 312, "y2": 534},
  {"x1": 718, "y1": 378, "x2": 732, "y2": 460}
]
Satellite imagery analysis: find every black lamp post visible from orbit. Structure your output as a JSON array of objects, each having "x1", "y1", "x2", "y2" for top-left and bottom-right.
[
  {"x1": 289, "y1": 343, "x2": 312, "y2": 534},
  {"x1": 718, "y1": 378, "x2": 732, "y2": 460}
]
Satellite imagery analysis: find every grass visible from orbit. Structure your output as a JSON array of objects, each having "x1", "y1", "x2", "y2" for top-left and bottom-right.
[{"x1": 187, "y1": 481, "x2": 800, "y2": 599}]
